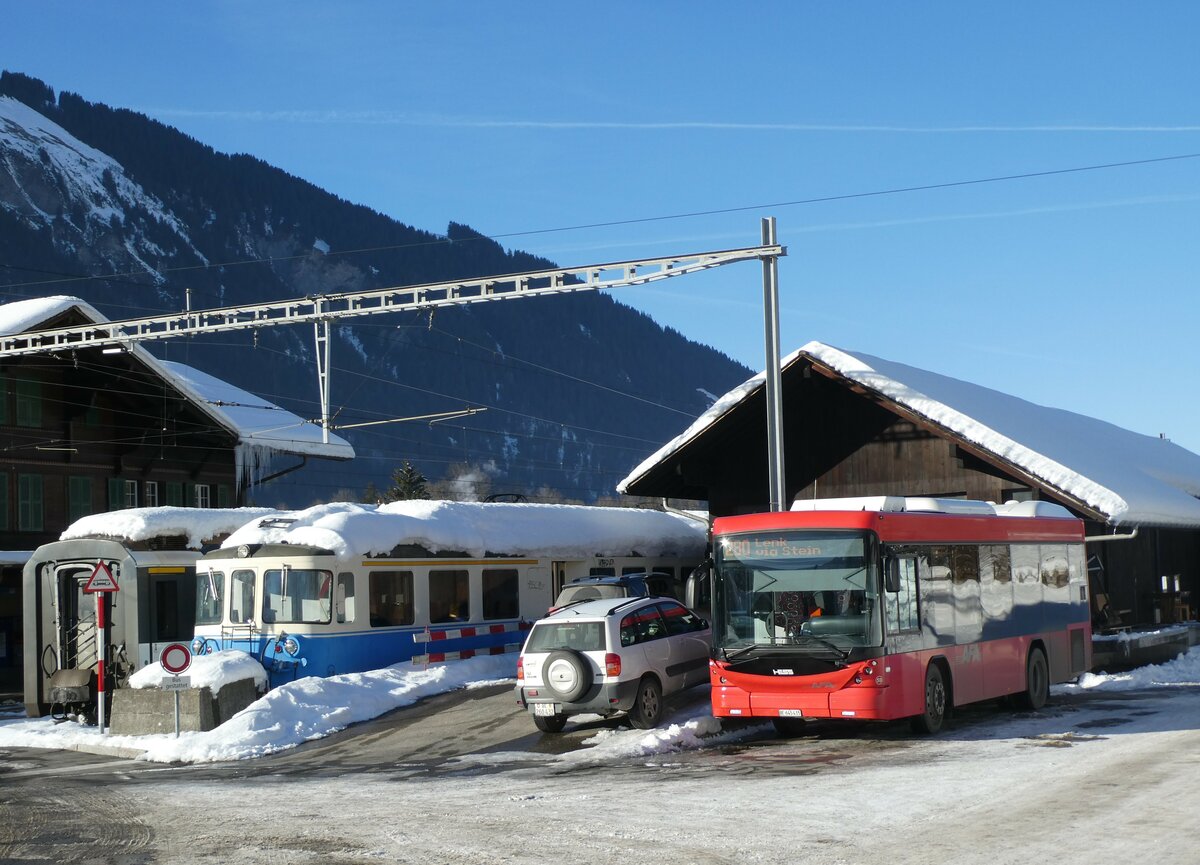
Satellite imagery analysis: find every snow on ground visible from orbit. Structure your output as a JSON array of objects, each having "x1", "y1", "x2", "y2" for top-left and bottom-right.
[
  {"x1": 2, "y1": 647, "x2": 1197, "y2": 767},
  {"x1": 128, "y1": 650, "x2": 268, "y2": 693}
]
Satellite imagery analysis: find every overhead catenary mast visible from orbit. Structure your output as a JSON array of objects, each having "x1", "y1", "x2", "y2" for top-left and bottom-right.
[{"x1": 0, "y1": 235, "x2": 786, "y2": 444}]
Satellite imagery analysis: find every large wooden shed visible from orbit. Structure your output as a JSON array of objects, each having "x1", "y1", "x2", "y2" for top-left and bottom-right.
[{"x1": 619, "y1": 341, "x2": 1200, "y2": 629}]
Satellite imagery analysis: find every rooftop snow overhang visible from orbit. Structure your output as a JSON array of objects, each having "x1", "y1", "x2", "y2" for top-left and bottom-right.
[{"x1": 620, "y1": 340, "x2": 1200, "y2": 530}]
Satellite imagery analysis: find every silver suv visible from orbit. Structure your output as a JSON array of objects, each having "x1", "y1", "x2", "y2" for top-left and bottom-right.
[{"x1": 515, "y1": 596, "x2": 711, "y2": 733}]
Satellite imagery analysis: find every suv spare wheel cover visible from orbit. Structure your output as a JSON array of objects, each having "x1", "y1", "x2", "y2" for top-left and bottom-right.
[{"x1": 543, "y1": 650, "x2": 591, "y2": 702}]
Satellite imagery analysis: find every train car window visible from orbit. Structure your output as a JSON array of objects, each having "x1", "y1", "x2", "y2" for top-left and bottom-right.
[
  {"x1": 369, "y1": 571, "x2": 413, "y2": 627},
  {"x1": 430, "y1": 569, "x2": 470, "y2": 623},
  {"x1": 482, "y1": 568, "x2": 519, "y2": 620},
  {"x1": 336, "y1": 572, "x2": 355, "y2": 623},
  {"x1": 195, "y1": 570, "x2": 223, "y2": 625},
  {"x1": 230, "y1": 570, "x2": 255, "y2": 624},
  {"x1": 263, "y1": 568, "x2": 333, "y2": 624}
]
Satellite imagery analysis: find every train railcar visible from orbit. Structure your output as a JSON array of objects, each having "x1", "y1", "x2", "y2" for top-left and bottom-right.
[
  {"x1": 22, "y1": 507, "x2": 276, "y2": 718},
  {"x1": 191, "y1": 500, "x2": 708, "y2": 687}
]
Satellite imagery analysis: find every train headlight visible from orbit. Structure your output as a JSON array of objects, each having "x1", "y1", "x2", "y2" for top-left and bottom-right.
[
  {"x1": 283, "y1": 636, "x2": 300, "y2": 656},
  {"x1": 191, "y1": 638, "x2": 205, "y2": 655}
]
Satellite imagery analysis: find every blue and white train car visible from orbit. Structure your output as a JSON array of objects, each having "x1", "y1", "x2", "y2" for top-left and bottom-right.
[{"x1": 191, "y1": 500, "x2": 708, "y2": 687}]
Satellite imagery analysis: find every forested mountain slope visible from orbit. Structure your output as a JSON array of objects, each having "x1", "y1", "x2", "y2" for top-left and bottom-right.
[{"x1": 0, "y1": 71, "x2": 751, "y2": 505}]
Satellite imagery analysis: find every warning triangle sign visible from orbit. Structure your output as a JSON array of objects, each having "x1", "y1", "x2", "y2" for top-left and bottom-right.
[{"x1": 83, "y1": 561, "x2": 120, "y2": 593}]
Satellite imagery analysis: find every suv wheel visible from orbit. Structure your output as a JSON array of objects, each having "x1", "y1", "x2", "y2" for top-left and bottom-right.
[
  {"x1": 542, "y1": 650, "x2": 591, "y2": 703},
  {"x1": 533, "y1": 713, "x2": 568, "y2": 733},
  {"x1": 628, "y1": 676, "x2": 664, "y2": 729}
]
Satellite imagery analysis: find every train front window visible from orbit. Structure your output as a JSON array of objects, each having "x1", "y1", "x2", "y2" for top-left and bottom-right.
[
  {"x1": 195, "y1": 570, "x2": 223, "y2": 625},
  {"x1": 713, "y1": 530, "x2": 881, "y2": 652},
  {"x1": 230, "y1": 570, "x2": 255, "y2": 624},
  {"x1": 263, "y1": 568, "x2": 333, "y2": 624}
]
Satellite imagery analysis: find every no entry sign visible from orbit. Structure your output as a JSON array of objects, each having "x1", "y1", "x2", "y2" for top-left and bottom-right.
[{"x1": 160, "y1": 643, "x2": 192, "y2": 675}]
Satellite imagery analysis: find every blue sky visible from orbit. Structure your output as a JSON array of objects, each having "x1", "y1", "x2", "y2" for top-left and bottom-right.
[{"x1": 6, "y1": 3, "x2": 1200, "y2": 453}]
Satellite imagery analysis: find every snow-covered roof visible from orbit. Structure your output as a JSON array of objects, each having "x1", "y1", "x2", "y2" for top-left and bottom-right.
[
  {"x1": 0, "y1": 296, "x2": 354, "y2": 482},
  {"x1": 158, "y1": 360, "x2": 352, "y2": 460},
  {"x1": 221, "y1": 499, "x2": 709, "y2": 561},
  {"x1": 0, "y1": 296, "x2": 84, "y2": 337},
  {"x1": 61, "y1": 507, "x2": 282, "y2": 550},
  {"x1": 619, "y1": 340, "x2": 1200, "y2": 529}
]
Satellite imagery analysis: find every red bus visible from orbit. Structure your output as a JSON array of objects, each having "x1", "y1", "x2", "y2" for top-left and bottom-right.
[{"x1": 707, "y1": 496, "x2": 1091, "y2": 734}]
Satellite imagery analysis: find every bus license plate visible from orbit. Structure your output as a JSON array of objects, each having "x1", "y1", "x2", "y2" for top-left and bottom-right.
[
  {"x1": 778, "y1": 709, "x2": 803, "y2": 717},
  {"x1": 533, "y1": 703, "x2": 559, "y2": 717}
]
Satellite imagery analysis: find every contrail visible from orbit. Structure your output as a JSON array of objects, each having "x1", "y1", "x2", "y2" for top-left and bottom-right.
[{"x1": 141, "y1": 109, "x2": 1200, "y2": 133}]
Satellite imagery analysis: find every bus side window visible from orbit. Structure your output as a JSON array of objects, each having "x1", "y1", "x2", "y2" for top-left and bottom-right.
[
  {"x1": 886, "y1": 558, "x2": 919, "y2": 633},
  {"x1": 336, "y1": 572, "x2": 355, "y2": 623}
]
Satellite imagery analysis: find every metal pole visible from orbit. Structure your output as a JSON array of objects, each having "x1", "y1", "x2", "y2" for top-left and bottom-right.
[
  {"x1": 174, "y1": 687, "x2": 181, "y2": 738},
  {"x1": 761, "y1": 217, "x2": 786, "y2": 512},
  {"x1": 96, "y1": 593, "x2": 107, "y2": 733},
  {"x1": 314, "y1": 318, "x2": 331, "y2": 444}
]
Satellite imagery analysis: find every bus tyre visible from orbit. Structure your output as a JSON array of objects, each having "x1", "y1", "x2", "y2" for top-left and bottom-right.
[
  {"x1": 911, "y1": 663, "x2": 947, "y2": 735},
  {"x1": 1017, "y1": 648, "x2": 1049, "y2": 711},
  {"x1": 542, "y1": 650, "x2": 591, "y2": 703},
  {"x1": 533, "y1": 713, "x2": 568, "y2": 733},
  {"x1": 628, "y1": 677, "x2": 664, "y2": 729}
]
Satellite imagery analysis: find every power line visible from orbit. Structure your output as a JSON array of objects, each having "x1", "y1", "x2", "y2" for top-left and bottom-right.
[{"x1": 2, "y1": 151, "x2": 1197, "y2": 293}]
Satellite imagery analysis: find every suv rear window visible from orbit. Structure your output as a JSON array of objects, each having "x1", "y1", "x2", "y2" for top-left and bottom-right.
[
  {"x1": 525, "y1": 621, "x2": 606, "y2": 653},
  {"x1": 555, "y1": 584, "x2": 628, "y2": 606}
]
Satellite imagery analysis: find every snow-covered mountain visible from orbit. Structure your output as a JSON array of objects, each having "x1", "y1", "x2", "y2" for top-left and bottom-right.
[{"x1": 0, "y1": 72, "x2": 751, "y2": 506}]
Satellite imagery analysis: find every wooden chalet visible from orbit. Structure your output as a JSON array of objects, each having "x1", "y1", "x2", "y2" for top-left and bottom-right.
[
  {"x1": 619, "y1": 341, "x2": 1200, "y2": 631},
  {"x1": 0, "y1": 296, "x2": 353, "y2": 692}
]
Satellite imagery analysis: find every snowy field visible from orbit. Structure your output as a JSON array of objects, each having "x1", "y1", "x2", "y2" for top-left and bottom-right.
[{"x1": 3, "y1": 650, "x2": 1199, "y2": 864}]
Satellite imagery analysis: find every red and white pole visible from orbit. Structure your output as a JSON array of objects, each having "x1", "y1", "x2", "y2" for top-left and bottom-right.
[{"x1": 96, "y1": 592, "x2": 107, "y2": 733}]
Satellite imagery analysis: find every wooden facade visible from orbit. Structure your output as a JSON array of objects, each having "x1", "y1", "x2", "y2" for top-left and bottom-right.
[
  {"x1": 623, "y1": 352, "x2": 1200, "y2": 631},
  {"x1": 0, "y1": 307, "x2": 243, "y2": 553},
  {"x1": 0, "y1": 305, "x2": 241, "y2": 692}
]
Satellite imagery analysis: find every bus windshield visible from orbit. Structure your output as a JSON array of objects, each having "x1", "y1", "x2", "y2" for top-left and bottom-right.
[{"x1": 713, "y1": 530, "x2": 881, "y2": 652}]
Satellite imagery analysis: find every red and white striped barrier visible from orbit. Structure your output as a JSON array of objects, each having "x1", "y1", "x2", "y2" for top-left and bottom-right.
[{"x1": 412, "y1": 621, "x2": 531, "y2": 665}]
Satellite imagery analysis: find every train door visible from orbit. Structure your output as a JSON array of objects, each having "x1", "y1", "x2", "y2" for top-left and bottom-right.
[
  {"x1": 51, "y1": 564, "x2": 98, "y2": 678},
  {"x1": 139, "y1": 568, "x2": 196, "y2": 668}
]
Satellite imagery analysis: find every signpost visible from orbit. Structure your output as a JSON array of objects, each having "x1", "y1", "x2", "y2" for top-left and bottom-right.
[
  {"x1": 82, "y1": 561, "x2": 120, "y2": 733},
  {"x1": 160, "y1": 643, "x2": 192, "y2": 738}
]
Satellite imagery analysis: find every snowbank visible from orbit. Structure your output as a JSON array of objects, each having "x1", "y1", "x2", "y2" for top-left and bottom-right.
[
  {"x1": 1068, "y1": 646, "x2": 1200, "y2": 691},
  {"x1": 128, "y1": 650, "x2": 268, "y2": 692}
]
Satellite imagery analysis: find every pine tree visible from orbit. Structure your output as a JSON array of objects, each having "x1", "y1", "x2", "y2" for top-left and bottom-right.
[
  {"x1": 361, "y1": 481, "x2": 383, "y2": 504},
  {"x1": 385, "y1": 461, "x2": 430, "y2": 501}
]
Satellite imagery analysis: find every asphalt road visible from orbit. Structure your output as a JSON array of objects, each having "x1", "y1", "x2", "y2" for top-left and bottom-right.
[{"x1": 1, "y1": 684, "x2": 1197, "y2": 864}]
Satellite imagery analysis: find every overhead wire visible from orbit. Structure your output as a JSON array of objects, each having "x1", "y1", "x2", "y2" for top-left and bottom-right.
[{"x1": 1, "y1": 151, "x2": 1197, "y2": 293}]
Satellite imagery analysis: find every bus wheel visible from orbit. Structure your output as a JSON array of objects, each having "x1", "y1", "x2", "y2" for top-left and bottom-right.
[
  {"x1": 533, "y1": 713, "x2": 568, "y2": 733},
  {"x1": 1016, "y1": 648, "x2": 1049, "y2": 711},
  {"x1": 911, "y1": 663, "x2": 947, "y2": 735}
]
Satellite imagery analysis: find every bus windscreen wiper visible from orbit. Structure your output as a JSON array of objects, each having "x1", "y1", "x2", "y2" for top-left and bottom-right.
[
  {"x1": 792, "y1": 633, "x2": 850, "y2": 659},
  {"x1": 722, "y1": 643, "x2": 760, "y2": 662}
]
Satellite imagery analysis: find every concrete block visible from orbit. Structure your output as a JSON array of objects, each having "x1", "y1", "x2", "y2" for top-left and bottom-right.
[{"x1": 109, "y1": 677, "x2": 259, "y2": 736}]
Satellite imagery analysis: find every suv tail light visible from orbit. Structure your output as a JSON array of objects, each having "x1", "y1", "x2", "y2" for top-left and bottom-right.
[
  {"x1": 516, "y1": 656, "x2": 525, "y2": 681},
  {"x1": 605, "y1": 653, "x2": 622, "y2": 677}
]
